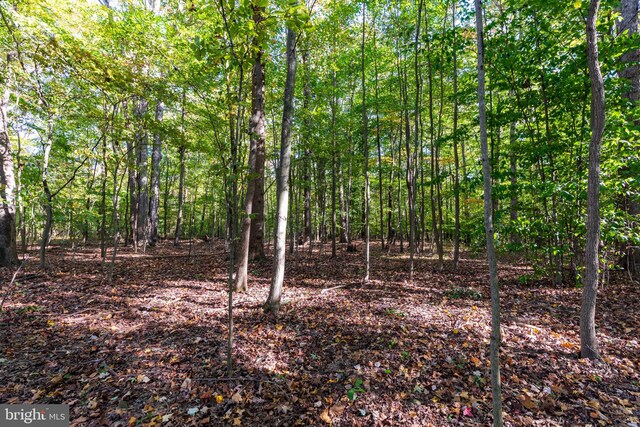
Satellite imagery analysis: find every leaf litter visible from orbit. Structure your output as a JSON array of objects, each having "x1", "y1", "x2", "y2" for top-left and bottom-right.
[{"x1": 0, "y1": 241, "x2": 638, "y2": 426}]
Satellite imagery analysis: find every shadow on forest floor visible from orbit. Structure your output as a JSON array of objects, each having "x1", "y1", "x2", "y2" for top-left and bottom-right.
[{"x1": 1, "y1": 240, "x2": 639, "y2": 426}]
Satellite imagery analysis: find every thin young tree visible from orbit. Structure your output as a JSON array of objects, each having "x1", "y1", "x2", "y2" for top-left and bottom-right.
[
  {"x1": 452, "y1": 0, "x2": 460, "y2": 270},
  {"x1": 474, "y1": 0, "x2": 504, "y2": 424},
  {"x1": 580, "y1": 0, "x2": 605, "y2": 360},
  {"x1": 361, "y1": 0, "x2": 370, "y2": 282}
]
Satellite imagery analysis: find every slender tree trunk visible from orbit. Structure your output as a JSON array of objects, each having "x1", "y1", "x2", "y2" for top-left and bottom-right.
[
  {"x1": 617, "y1": 0, "x2": 640, "y2": 274},
  {"x1": 148, "y1": 101, "x2": 163, "y2": 246},
  {"x1": 175, "y1": 144, "x2": 186, "y2": 245},
  {"x1": 331, "y1": 70, "x2": 338, "y2": 258},
  {"x1": 475, "y1": 1, "x2": 503, "y2": 424},
  {"x1": 135, "y1": 98, "x2": 149, "y2": 249},
  {"x1": 163, "y1": 155, "x2": 171, "y2": 239},
  {"x1": 373, "y1": 18, "x2": 384, "y2": 250},
  {"x1": 361, "y1": 1, "x2": 370, "y2": 282},
  {"x1": 509, "y1": 91, "x2": 520, "y2": 246},
  {"x1": 581, "y1": 0, "x2": 605, "y2": 360},
  {"x1": 452, "y1": 0, "x2": 460, "y2": 270},
  {"x1": 99, "y1": 131, "x2": 108, "y2": 262},
  {"x1": 126, "y1": 111, "x2": 138, "y2": 248},
  {"x1": 264, "y1": 25, "x2": 297, "y2": 315},
  {"x1": 0, "y1": 70, "x2": 17, "y2": 266},
  {"x1": 302, "y1": 50, "x2": 312, "y2": 246},
  {"x1": 39, "y1": 118, "x2": 54, "y2": 269},
  {"x1": 236, "y1": 10, "x2": 266, "y2": 291}
]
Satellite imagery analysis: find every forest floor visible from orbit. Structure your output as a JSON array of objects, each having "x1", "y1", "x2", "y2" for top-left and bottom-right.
[{"x1": 1, "y1": 240, "x2": 639, "y2": 426}]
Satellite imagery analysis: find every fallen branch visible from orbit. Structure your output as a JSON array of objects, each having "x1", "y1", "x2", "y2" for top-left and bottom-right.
[
  {"x1": 320, "y1": 282, "x2": 358, "y2": 294},
  {"x1": 0, "y1": 262, "x2": 25, "y2": 312}
]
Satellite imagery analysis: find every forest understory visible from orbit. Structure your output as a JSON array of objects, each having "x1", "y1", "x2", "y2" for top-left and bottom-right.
[{"x1": 1, "y1": 240, "x2": 639, "y2": 426}]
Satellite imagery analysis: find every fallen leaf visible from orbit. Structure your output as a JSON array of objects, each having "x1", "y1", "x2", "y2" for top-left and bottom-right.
[{"x1": 320, "y1": 408, "x2": 332, "y2": 424}]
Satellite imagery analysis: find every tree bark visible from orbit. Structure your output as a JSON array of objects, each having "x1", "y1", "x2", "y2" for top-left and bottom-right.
[
  {"x1": 236, "y1": 7, "x2": 266, "y2": 292},
  {"x1": 617, "y1": 0, "x2": 639, "y2": 274},
  {"x1": 361, "y1": 1, "x2": 370, "y2": 282},
  {"x1": 302, "y1": 49, "x2": 312, "y2": 247},
  {"x1": 580, "y1": 0, "x2": 605, "y2": 360},
  {"x1": 175, "y1": 91, "x2": 187, "y2": 246},
  {"x1": 475, "y1": 0, "x2": 504, "y2": 424},
  {"x1": 331, "y1": 69, "x2": 338, "y2": 258},
  {"x1": 452, "y1": 0, "x2": 460, "y2": 270},
  {"x1": 148, "y1": 101, "x2": 163, "y2": 246},
  {"x1": 0, "y1": 67, "x2": 17, "y2": 267},
  {"x1": 264, "y1": 25, "x2": 297, "y2": 315},
  {"x1": 135, "y1": 98, "x2": 149, "y2": 248},
  {"x1": 39, "y1": 118, "x2": 53, "y2": 269}
]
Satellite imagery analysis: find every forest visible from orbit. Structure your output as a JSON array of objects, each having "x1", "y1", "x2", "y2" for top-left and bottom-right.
[{"x1": 0, "y1": 0, "x2": 639, "y2": 425}]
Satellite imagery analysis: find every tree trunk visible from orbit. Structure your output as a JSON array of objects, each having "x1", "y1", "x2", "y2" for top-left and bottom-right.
[
  {"x1": 175, "y1": 90, "x2": 187, "y2": 245},
  {"x1": 148, "y1": 101, "x2": 163, "y2": 246},
  {"x1": 135, "y1": 98, "x2": 149, "y2": 249},
  {"x1": 264, "y1": 25, "x2": 297, "y2": 315},
  {"x1": 361, "y1": 1, "x2": 370, "y2": 282},
  {"x1": 39, "y1": 118, "x2": 54, "y2": 269},
  {"x1": 0, "y1": 73, "x2": 17, "y2": 267},
  {"x1": 331, "y1": 69, "x2": 338, "y2": 258},
  {"x1": 581, "y1": 0, "x2": 605, "y2": 360},
  {"x1": 407, "y1": 0, "x2": 423, "y2": 280},
  {"x1": 373, "y1": 18, "x2": 384, "y2": 251},
  {"x1": 475, "y1": 0, "x2": 504, "y2": 424},
  {"x1": 249, "y1": 35, "x2": 267, "y2": 261},
  {"x1": 452, "y1": 0, "x2": 460, "y2": 270},
  {"x1": 509, "y1": 94, "x2": 520, "y2": 246},
  {"x1": 302, "y1": 50, "x2": 312, "y2": 246},
  {"x1": 126, "y1": 122, "x2": 138, "y2": 247},
  {"x1": 617, "y1": 0, "x2": 640, "y2": 274},
  {"x1": 175, "y1": 144, "x2": 186, "y2": 245},
  {"x1": 236, "y1": 9, "x2": 266, "y2": 292}
]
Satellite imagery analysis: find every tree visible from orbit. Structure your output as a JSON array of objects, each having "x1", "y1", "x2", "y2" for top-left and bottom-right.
[
  {"x1": 617, "y1": 0, "x2": 639, "y2": 275},
  {"x1": 0, "y1": 52, "x2": 18, "y2": 267},
  {"x1": 474, "y1": 0, "x2": 503, "y2": 424},
  {"x1": 580, "y1": 0, "x2": 605, "y2": 360},
  {"x1": 148, "y1": 101, "x2": 163, "y2": 246},
  {"x1": 236, "y1": 0, "x2": 266, "y2": 293},
  {"x1": 264, "y1": 23, "x2": 297, "y2": 315},
  {"x1": 361, "y1": 0, "x2": 370, "y2": 282}
]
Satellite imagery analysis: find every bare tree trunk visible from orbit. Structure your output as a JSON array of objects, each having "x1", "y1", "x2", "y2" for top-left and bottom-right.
[
  {"x1": 126, "y1": 114, "x2": 138, "y2": 248},
  {"x1": 248, "y1": 134, "x2": 266, "y2": 260},
  {"x1": 452, "y1": 0, "x2": 460, "y2": 270},
  {"x1": 331, "y1": 69, "x2": 338, "y2": 258},
  {"x1": 339, "y1": 158, "x2": 349, "y2": 243},
  {"x1": 361, "y1": 1, "x2": 370, "y2": 282},
  {"x1": 236, "y1": 9, "x2": 266, "y2": 292},
  {"x1": 148, "y1": 101, "x2": 163, "y2": 246},
  {"x1": 174, "y1": 144, "x2": 186, "y2": 245},
  {"x1": 135, "y1": 98, "x2": 149, "y2": 249},
  {"x1": 475, "y1": 0, "x2": 503, "y2": 424},
  {"x1": 99, "y1": 131, "x2": 108, "y2": 262},
  {"x1": 373, "y1": 19, "x2": 384, "y2": 251},
  {"x1": 302, "y1": 50, "x2": 312, "y2": 247},
  {"x1": 405, "y1": 0, "x2": 422, "y2": 280},
  {"x1": 264, "y1": 25, "x2": 297, "y2": 315},
  {"x1": 617, "y1": 0, "x2": 639, "y2": 275},
  {"x1": 39, "y1": 118, "x2": 53, "y2": 269},
  {"x1": 0, "y1": 69, "x2": 17, "y2": 267},
  {"x1": 581, "y1": 0, "x2": 605, "y2": 360}
]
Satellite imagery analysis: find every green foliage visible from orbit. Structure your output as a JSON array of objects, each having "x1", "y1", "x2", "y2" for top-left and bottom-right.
[
  {"x1": 445, "y1": 287, "x2": 482, "y2": 301},
  {"x1": 347, "y1": 378, "x2": 364, "y2": 401}
]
